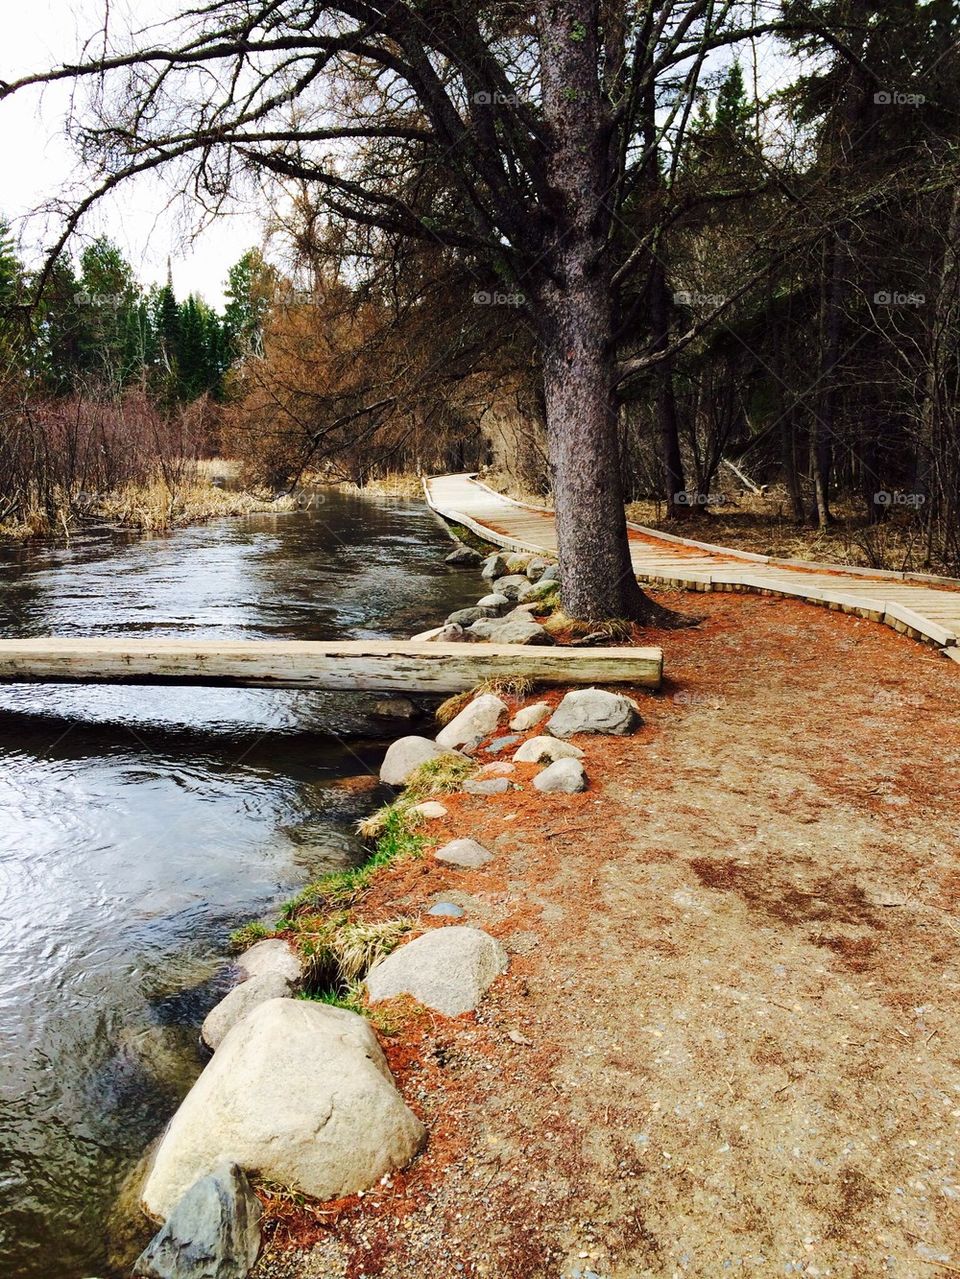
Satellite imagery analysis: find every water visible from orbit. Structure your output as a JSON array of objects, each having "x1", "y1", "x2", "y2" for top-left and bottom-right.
[{"x1": 0, "y1": 492, "x2": 481, "y2": 1279}]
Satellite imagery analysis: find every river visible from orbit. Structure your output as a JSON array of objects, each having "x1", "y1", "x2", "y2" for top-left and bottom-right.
[{"x1": 0, "y1": 491, "x2": 481, "y2": 1279}]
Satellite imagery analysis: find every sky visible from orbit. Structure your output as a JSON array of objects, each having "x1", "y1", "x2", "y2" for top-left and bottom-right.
[{"x1": 0, "y1": 0, "x2": 265, "y2": 307}]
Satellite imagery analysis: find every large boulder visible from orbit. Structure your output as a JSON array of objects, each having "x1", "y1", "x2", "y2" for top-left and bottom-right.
[
  {"x1": 201, "y1": 973, "x2": 293, "y2": 1052},
  {"x1": 435, "y1": 837, "x2": 494, "y2": 869},
  {"x1": 486, "y1": 618, "x2": 554, "y2": 646},
  {"x1": 532, "y1": 758, "x2": 588, "y2": 794},
  {"x1": 141, "y1": 1000, "x2": 425, "y2": 1221},
  {"x1": 510, "y1": 702, "x2": 551, "y2": 731},
  {"x1": 366, "y1": 927, "x2": 508, "y2": 1016},
  {"x1": 505, "y1": 552, "x2": 534, "y2": 573},
  {"x1": 525, "y1": 557, "x2": 549, "y2": 582},
  {"x1": 380, "y1": 736, "x2": 463, "y2": 786},
  {"x1": 435, "y1": 693, "x2": 507, "y2": 751},
  {"x1": 445, "y1": 605, "x2": 500, "y2": 627},
  {"x1": 480, "y1": 552, "x2": 510, "y2": 580},
  {"x1": 134, "y1": 1161, "x2": 261, "y2": 1279},
  {"x1": 541, "y1": 564, "x2": 561, "y2": 582},
  {"x1": 512, "y1": 736, "x2": 585, "y2": 764},
  {"x1": 517, "y1": 578, "x2": 561, "y2": 605},
  {"x1": 546, "y1": 688, "x2": 641, "y2": 738},
  {"x1": 491, "y1": 574, "x2": 530, "y2": 600},
  {"x1": 476, "y1": 592, "x2": 511, "y2": 614},
  {"x1": 236, "y1": 940, "x2": 301, "y2": 985},
  {"x1": 444, "y1": 542, "x2": 482, "y2": 566}
]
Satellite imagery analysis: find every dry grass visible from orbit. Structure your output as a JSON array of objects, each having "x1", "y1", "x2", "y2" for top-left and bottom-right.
[
  {"x1": 96, "y1": 474, "x2": 294, "y2": 532},
  {"x1": 1, "y1": 468, "x2": 293, "y2": 541},
  {"x1": 542, "y1": 609, "x2": 633, "y2": 641},
  {"x1": 297, "y1": 913, "x2": 413, "y2": 992},
  {"x1": 302, "y1": 471, "x2": 424, "y2": 498},
  {"x1": 435, "y1": 677, "x2": 538, "y2": 726},
  {"x1": 403, "y1": 754, "x2": 477, "y2": 799}
]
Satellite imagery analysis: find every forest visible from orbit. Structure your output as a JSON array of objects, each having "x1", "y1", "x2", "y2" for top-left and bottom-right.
[{"x1": 1, "y1": 0, "x2": 959, "y2": 581}]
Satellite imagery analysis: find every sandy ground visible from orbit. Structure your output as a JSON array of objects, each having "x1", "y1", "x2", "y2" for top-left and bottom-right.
[{"x1": 251, "y1": 589, "x2": 960, "y2": 1279}]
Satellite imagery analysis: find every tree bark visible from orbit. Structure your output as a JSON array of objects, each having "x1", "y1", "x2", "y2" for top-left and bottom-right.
[{"x1": 534, "y1": 0, "x2": 653, "y2": 622}]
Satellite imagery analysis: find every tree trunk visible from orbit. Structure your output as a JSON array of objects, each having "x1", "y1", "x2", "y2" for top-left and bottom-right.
[
  {"x1": 537, "y1": 283, "x2": 649, "y2": 621},
  {"x1": 534, "y1": 0, "x2": 653, "y2": 623}
]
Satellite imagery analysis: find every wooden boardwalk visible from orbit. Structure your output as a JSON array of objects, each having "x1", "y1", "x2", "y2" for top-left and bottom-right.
[{"x1": 425, "y1": 473, "x2": 960, "y2": 662}]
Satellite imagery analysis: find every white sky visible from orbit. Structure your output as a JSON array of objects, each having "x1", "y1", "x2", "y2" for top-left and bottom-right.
[{"x1": 0, "y1": 0, "x2": 265, "y2": 306}]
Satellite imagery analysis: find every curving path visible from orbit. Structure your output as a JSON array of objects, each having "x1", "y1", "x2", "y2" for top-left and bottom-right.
[{"x1": 425, "y1": 472, "x2": 960, "y2": 663}]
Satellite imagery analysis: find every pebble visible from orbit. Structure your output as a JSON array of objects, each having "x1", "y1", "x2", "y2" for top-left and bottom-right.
[
  {"x1": 427, "y1": 901, "x2": 465, "y2": 918},
  {"x1": 486, "y1": 734, "x2": 521, "y2": 754}
]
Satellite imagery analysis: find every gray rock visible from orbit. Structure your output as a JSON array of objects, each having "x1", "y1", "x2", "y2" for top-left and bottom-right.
[
  {"x1": 463, "y1": 776, "x2": 511, "y2": 796},
  {"x1": 436, "y1": 693, "x2": 507, "y2": 751},
  {"x1": 366, "y1": 926, "x2": 508, "y2": 1016},
  {"x1": 409, "y1": 800, "x2": 448, "y2": 820},
  {"x1": 201, "y1": 973, "x2": 293, "y2": 1051},
  {"x1": 476, "y1": 592, "x2": 511, "y2": 613},
  {"x1": 491, "y1": 574, "x2": 530, "y2": 600},
  {"x1": 445, "y1": 605, "x2": 500, "y2": 627},
  {"x1": 517, "y1": 578, "x2": 561, "y2": 605},
  {"x1": 466, "y1": 618, "x2": 498, "y2": 641},
  {"x1": 512, "y1": 735, "x2": 585, "y2": 764},
  {"x1": 371, "y1": 697, "x2": 417, "y2": 721},
  {"x1": 134, "y1": 1161, "x2": 261, "y2": 1278},
  {"x1": 429, "y1": 623, "x2": 471, "y2": 643},
  {"x1": 505, "y1": 553, "x2": 533, "y2": 573},
  {"x1": 435, "y1": 837, "x2": 494, "y2": 868},
  {"x1": 480, "y1": 552, "x2": 510, "y2": 580},
  {"x1": 380, "y1": 736, "x2": 465, "y2": 786},
  {"x1": 487, "y1": 617, "x2": 554, "y2": 646},
  {"x1": 509, "y1": 702, "x2": 551, "y2": 731},
  {"x1": 235, "y1": 940, "x2": 301, "y2": 984},
  {"x1": 525, "y1": 557, "x2": 549, "y2": 581},
  {"x1": 427, "y1": 901, "x2": 465, "y2": 918},
  {"x1": 141, "y1": 1000, "x2": 424, "y2": 1220},
  {"x1": 444, "y1": 542, "x2": 482, "y2": 565},
  {"x1": 541, "y1": 563, "x2": 561, "y2": 581},
  {"x1": 485, "y1": 734, "x2": 520, "y2": 754},
  {"x1": 546, "y1": 687, "x2": 641, "y2": 738},
  {"x1": 532, "y1": 758, "x2": 588, "y2": 793}
]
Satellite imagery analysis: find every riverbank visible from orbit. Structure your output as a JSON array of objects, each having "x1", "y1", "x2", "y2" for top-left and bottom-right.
[
  {"x1": 240, "y1": 582, "x2": 960, "y2": 1279},
  {"x1": 0, "y1": 465, "x2": 294, "y2": 541}
]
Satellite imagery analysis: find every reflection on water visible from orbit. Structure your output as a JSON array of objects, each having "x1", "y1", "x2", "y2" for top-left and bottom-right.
[{"x1": 0, "y1": 492, "x2": 481, "y2": 1279}]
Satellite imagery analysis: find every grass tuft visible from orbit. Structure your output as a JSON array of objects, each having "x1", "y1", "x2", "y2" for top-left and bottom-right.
[
  {"x1": 229, "y1": 920, "x2": 270, "y2": 951},
  {"x1": 543, "y1": 609, "x2": 633, "y2": 641},
  {"x1": 403, "y1": 753, "x2": 476, "y2": 798},
  {"x1": 296, "y1": 914, "x2": 413, "y2": 992}
]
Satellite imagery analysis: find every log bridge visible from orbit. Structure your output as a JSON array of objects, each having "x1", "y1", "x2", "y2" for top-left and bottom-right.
[{"x1": 0, "y1": 638, "x2": 664, "y2": 694}]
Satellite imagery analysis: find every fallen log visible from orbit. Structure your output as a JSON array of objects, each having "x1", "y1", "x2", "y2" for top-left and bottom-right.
[{"x1": 0, "y1": 638, "x2": 664, "y2": 693}]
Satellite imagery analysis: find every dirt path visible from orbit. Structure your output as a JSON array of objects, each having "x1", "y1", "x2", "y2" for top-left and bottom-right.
[{"x1": 253, "y1": 590, "x2": 960, "y2": 1279}]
